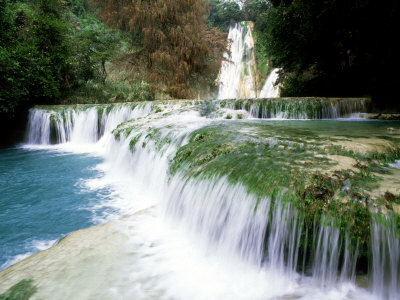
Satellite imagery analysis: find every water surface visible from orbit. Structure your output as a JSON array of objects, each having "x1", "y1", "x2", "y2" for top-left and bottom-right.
[{"x1": 0, "y1": 146, "x2": 111, "y2": 269}]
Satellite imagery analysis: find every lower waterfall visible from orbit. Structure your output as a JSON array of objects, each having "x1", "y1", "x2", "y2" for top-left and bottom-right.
[{"x1": 0, "y1": 100, "x2": 398, "y2": 300}]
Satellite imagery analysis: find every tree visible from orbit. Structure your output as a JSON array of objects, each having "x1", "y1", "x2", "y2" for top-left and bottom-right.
[
  {"x1": 0, "y1": 0, "x2": 73, "y2": 117},
  {"x1": 96, "y1": 0, "x2": 227, "y2": 98},
  {"x1": 207, "y1": 0, "x2": 242, "y2": 32},
  {"x1": 33, "y1": 0, "x2": 71, "y2": 99}
]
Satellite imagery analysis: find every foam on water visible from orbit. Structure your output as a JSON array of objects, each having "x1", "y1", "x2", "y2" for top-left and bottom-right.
[{"x1": 1, "y1": 239, "x2": 57, "y2": 270}]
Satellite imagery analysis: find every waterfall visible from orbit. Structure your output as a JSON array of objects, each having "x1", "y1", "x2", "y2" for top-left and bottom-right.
[
  {"x1": 21, "y1": 101, "x2": 397, "y2": 299},
  {"x1": 164, "y1": 175, "x2": 270, "y2": 265},
  {"x1": 259, "y1": 68, "x2": 281, "y2": 98},
  {"x1": 218, "y1": 22, "x2": 257, "y2": 99},
  {"x1": 371, "y1": 215, "x2": 400, "y2": 299},
  {"x1": 27, "y1": 104, "x2": 152, "y2": 145},
  {"x1": 222, "y1": 98, "x2": 369, "y2": 119}
]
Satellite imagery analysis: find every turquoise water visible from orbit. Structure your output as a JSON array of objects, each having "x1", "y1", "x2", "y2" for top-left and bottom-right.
[{"x1": 0, "y1": 146, "x2": 112, "y2": 270}]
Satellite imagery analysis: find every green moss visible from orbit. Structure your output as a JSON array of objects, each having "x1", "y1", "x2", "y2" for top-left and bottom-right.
[
  {"x1": 169, "y1": 123, "x2": 328, "y2": 196},
  {"x1": 169, "y1": 121, "x2": 399, "y2": 267},
  {"x1": 105, "y1": 104, "x2": 113, "y2": 114},
  {"x1": 114, "y1": 131, "x2": 121, "y2": 140},
  {"x1": 129, "y1": 133, "x2": 142, "y2": 151},
  {"x1": 97, "y1": 106, "x2": 105, "y2": 116},
  {"x1": 0, "y1": 279, "x2": 37, "y2": 300},
  {"x1": 152, "y1": 105, "x2": 162, "y2": 113}
]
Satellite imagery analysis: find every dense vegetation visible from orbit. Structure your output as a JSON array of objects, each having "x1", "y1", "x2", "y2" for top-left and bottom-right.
[
  {"x1": 96, "y1": 0, "x2": 226, "y2": 99},
  {"x1": 244, "y1": 0, "x2": 400, "y2": 109},
  {"x1": 208, "y1": 0, "x2": 399, "y2": 109},
  {"x1": 0, "y1": 0, "x2": 127, "y2": 136},
  {"x1": 0, "y1": 0, "x2": 227, "y2": 119}
]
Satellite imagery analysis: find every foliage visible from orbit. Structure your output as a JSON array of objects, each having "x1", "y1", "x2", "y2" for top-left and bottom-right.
[
  {"x1": 206, "y1": 0, "x2": 242, "y2": 32},
  {"x1": 69, "y1": 12, "x2": 119, "y2": 86},
  {"x1": 251, "y1": 0, "x2": 400, "y2": 106},
  {"x1": 96, "y1": 0, "x2": 227, "y2": 98},
  {"x1": 0, "y1": 0, "x2": 128, "y2": 119},
  {"x1": 0, "y1": 0, "x2": 71, "y2": 116}
]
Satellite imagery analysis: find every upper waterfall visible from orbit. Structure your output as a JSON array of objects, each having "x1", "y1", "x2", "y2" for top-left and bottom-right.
[{"x1": 218, "y1": 22, "x2": 257, "y2": 99}]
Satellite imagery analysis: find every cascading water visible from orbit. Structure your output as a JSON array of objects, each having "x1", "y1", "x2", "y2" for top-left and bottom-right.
[
  {"x1": 222, "y1": 97, "x2": 369, "y2": 119},
  {"x1": 259, "y1": 68, "x2": 281, "y2": 98},
  {"x1": 371, "y1": 215, "x2": 400, "y2": 299},
  {"x1": 1, "y1": 100, "x2": 398, "y2": 299},
  {"x1": 27, "y1": 103, "x2": 152, "y2": 145},
  {"x1": 218, "y1": 22, "x2": 257, "y2": 99}
]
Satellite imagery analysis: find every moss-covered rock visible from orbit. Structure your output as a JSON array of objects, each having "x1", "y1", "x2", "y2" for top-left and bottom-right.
[{"x1": 169, "y1": 120, "x2": 400, "y2": 271}]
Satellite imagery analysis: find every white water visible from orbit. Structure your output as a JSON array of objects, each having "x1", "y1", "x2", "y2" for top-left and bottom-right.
[
  {"x1": 259, "y1": 68, "x2": 281, "y2": 98},
  {"x1": 218, "y1": 23, "x2": 256, "y2": 99},
  {"x1": 371, "y1": 216, "x2": 400, "y2": 299},
  {"x1": 2, "y1": 102, "x2": 396, "y2": 299},
  {"x1": 1, "y1": 239, "x2": 57, "y2": 270},
  {"x1": 224, "y1": 98, "x2": 368, "y2": 119}
]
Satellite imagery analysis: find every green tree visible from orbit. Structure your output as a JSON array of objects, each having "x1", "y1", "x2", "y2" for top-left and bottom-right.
[
  {"x1": 33, "y1": 0, "x2": 71, "y2": 98},
  {"x1": 207, "y1": 0, "x2": 243, "y2": 32},
  {"x1": 0, "y1": 0, "x2": 72, "y2": 116}
]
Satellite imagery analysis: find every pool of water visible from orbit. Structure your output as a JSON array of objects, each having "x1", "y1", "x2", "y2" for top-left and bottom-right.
[{"x1": 0, "y1": 146, "x2": 113, "y2": 269}]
